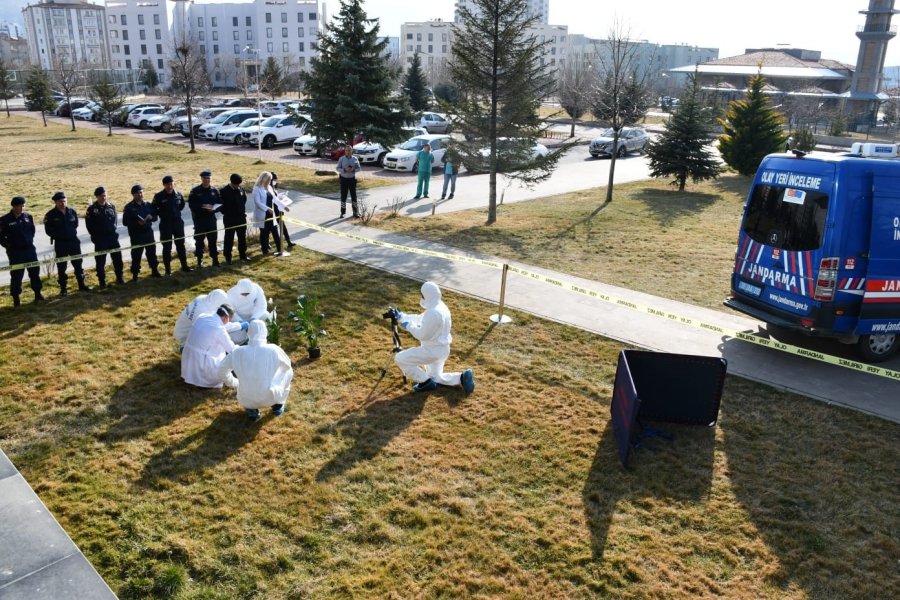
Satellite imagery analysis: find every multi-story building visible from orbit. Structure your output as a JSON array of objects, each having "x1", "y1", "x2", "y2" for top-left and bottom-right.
[
  {"x1": 102, "y1": 0, "x2": 322, "y2": 89},
  {"x1": 454, "y1": 0, "x2": 549, "y2": 25},
  {"x1": 22, "y1": 0, "x2": 110, "y2": 69},
  {"x1": 0, "y1": 20, "x2": 31, "y2": 70}
]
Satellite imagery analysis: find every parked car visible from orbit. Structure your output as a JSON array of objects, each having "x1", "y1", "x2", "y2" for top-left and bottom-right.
[
  {"x1": 127, "y1": 106, "x2": 166, "y2": 129},
  {"x1": 260, "y1": 100, "x2": 298, "y2": 116},
  {"x1": 198, "y1": 109, "x2": 259, "y2": 140},
  {"x1": 55, "y1": 99, "x2": 90, "y2": 117},
  {"x1": 216, "y1": 117, "x2": 263, "y2": 144},
  {"x1": 468, "y1": 138, "x2": 549, "y2": 173},
  {"x1": 178, "y1": 107, "x2": 233, "y2": 137},
  {"x1": 588, "y1": 126, "x2": 649, "y2": 158},
  {"x1": 146, "y1": 106, "x2": 190, "y2": 132},
  {"x1": 415, "y1": 111, "x2": 451, "y2": 134},
  {"x1": 350, "y1": 137, "x2": 390, "y2": 165},
  {"x1": 382, "y1": 134, "x2": 451, "y2": 172},
  {"x1": 72, "y1": 101, "x2": 101, "y2": 121},
  {"x1": 293, "y1": 133, "x2": 322, "y2": 156},
  {"x1": 243, "y1": 113, "x2": 310, "y2": 148}
]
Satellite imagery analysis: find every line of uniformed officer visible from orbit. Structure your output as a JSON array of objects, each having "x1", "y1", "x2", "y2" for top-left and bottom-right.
[
  {"x1": 43, "y1": 190, "x2": 91, "y2": 296},
  {"x1": 0, "y1": 196, "x2": 45, "y2": 306},
  {"x1": 85, "y1": 186, "x2": 126, "y2": 289}
]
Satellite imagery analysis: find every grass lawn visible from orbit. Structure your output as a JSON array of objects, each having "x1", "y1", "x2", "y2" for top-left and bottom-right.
[
  {"x1": 374, "y1": 176, "x2": 751, "y2": 311},
  {"x1": 0, "y1": 250, "x2": 897, "y2": 599},
  {"x1": 1, "y1": 115, "x2": 391, "y2": 214}
]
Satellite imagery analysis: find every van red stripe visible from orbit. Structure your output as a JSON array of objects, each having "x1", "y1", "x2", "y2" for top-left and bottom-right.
[{"x1": 804, "y1": 252, "x2": 814, "y2": 281}]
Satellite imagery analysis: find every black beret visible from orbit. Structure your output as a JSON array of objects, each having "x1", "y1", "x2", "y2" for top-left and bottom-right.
[
  {"x1": 11, "y1": 196, "x2": 25, "y2": 206},
  {"x1": 230, "y1": 173, "x2": 242, "y2": 185},
  {"x1": 131, "y1": 184, "x2": 144, "y2": 194},
  {"x1": 200, "y1": 169, "x2": 212, "y2": 177},
  {"x1": 52, "y1": 191, "x2": 66, "y2": 201},
  {"x1": 94, "y1": 186, "x2": 106, "y2": 196},
  {"x1": 162, "y1": 175, "x2": 174, "y2": 184}
]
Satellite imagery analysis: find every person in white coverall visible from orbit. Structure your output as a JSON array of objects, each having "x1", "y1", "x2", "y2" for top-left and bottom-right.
[
  {"x1": 218, "y1": 320, "x2": 293, "y2": 421},
  {"x1": 181, "y1": 304, "x2": 239, "y2": 388},
  {"x1": 226, "y1": 278, "x2": 270, "y2": 344},
  {"x1": 394, "y1": 281, "x2": 475, "y2": 395},
  {"x1": 173, "y1": 288, "x2": 243, "y2": 344}
]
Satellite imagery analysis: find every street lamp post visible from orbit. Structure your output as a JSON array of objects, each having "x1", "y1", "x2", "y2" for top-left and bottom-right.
[{"x1": 244, "y1": 46, "x2": 262, "y2": 162}]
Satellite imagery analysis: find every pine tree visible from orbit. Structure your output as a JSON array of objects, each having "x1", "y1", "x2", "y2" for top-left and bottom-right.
[
  {"x1": 646, "y1": 72, "x2": 722, "y2": 191},
  {"x1": 792, "y1": 127, "x2": 816, "y2": 152},
  {"x1": 301, "y1": 0, "x2": 409, "y2": 147},
  {"x1": 260, "y1": 56, "x2": 285, "y2": 99},
  {"x1": 403, "y1": 53, "x2": 429, "y2": 112},
  {"x1": 448, "y1": 0, "x2": 570, "y2": 224},
  {"x1": 0, "y1": 58, "x2": 14, "y2": 117},
  {"x1": 24, "y1": 66, "x2": 56, "y2": 126},
  {"x1": 89, "y1": 74, "x2": 126, "y2": 136},
  {"x1": 142, "y1": 63, "x2": 159, "y2": 90},
  {"x1": 718, "y1": 71, "x2": 787, "y2": 176}
]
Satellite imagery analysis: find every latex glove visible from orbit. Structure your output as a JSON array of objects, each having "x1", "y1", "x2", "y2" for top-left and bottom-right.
[
  {"x1": 400, "y1": 320, "x2": 410, "y2": 329},
  {"x1": 240, "y1": 321, "x2": 250, "y2": 331}
]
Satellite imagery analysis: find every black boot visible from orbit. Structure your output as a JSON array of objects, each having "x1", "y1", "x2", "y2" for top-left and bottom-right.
[
  {"x1": 211, "y1": 255, "x2": 220, "y2": 267},
  {"x1": 59, "y1": 283, "x2": 68, "y2": 297},
  {"x1": 33, "y1": 291, "x2": 45, "y2": 303},
  {"x1": 131, "y1": 272, "x2": 139, "y2": 283},
  {"x1": 76, "y1": 275, "x2": 91, "y2": 292},
  {"x1": 164, "y1": 261, "x2": 172, "y2": 277},
  {"x1": 12, "y1": 295, "x2": 20, "y2": 307},
  {"x1": 97, "y1": 276, "x2": 107, "y2": 290},
  {"x1": 115, "y1": 272, "x2": 126, "y2": 285},
  {"x1": 196, "y1": 257, "x2": 204, "y2": 270},
  {"x1": 151, "y1": 267, "x2": 163, "y2": 278}
]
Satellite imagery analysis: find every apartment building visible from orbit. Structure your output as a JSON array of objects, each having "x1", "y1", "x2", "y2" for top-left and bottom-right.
[
  {"x1": 22, "y1": 0, "x2": 110, "y2": 70},
  {"x1": 0, "y1": 20, "x2": 31, "y2": 70},
  {"x1": 454, "y1": 0, "x2": 549, "y2": 25}
]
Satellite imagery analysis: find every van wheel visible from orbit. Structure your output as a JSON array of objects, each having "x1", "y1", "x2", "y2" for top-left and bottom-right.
[{"x1": 857, "y1": 333, "x2": 898, "y2": 362}]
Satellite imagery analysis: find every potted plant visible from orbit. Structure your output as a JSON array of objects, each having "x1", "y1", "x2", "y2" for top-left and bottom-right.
[{"x1": 288, "y1": 293, "x2": 326, "y2": 359}]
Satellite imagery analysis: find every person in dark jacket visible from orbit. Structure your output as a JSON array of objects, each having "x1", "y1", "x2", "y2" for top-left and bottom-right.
[
  {"x1": 122, "y1": 184, "x2": 161, "y2": 281},
  {"x1": 43, "y1": 190, "x2": 90, "y2": 296},
  {"x1": 270, "y1": 173, "x2": 295, "y2": 248},
  {"x1": 151, "y1": 174, "x2": 192, "y2": 275},
  {"x1": 84, "y1": 186, "x2": 125, "y2": 288},
  {"x1": 0, "y1": 196, "x2": 44, "y2": 306},
  {"x1": 188, "y1": 169, "x2": 222, "y2": 268},
  {"x1": 219, "y1": 173, "x2": 250, "y2": 264}
]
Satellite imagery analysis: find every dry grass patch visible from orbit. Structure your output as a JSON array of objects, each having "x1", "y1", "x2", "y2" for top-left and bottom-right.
[
  {"x1": 1, "y1": 115, "x2": 390, "y2": 213},
  {"x1": 0, "y1": 250, "x2": 897, "y2": 599},
  {"x1": 374, "y1": 176, "x2": 750, "y2": 311}
]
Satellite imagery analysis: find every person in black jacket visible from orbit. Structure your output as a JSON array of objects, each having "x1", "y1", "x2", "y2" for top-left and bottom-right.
[
  {"x1": 270, "y1": 173, "x2": 295, "y2": 248},
  {"x1": 122, "y1": 184, "x2": 161, "y2": 281},
  {"x1": 219, "y1": 173, "x2": 250, "y2": 264},
  {"x1": 43, "y1": 190, "x2": 90, "y2": 296},
  {"x1": 151, "y1": 175, "x2": 192, "y2": 275},
  {"x1": 84, "y1": 186, "x2": 125, "y2": 288},
  {"x1": 0, "y1": 196, "x2": 44, "y2": 306},
  {"x1": 188, "y1": 169, "x2": 222, "y2": 268}
]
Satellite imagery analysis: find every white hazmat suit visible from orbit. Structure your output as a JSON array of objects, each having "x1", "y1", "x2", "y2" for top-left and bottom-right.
[
  {"x1": 218, "y1": 320, "x2": 293, "y2": 412},
  {"x1": 181, "y1": 311, "x2": 236, "y2": 388},
  {"x1": 173, "y1": 289, "x2": 236, "y2": 343},
  {"x1": 226, "y1": 279, "x2": 270, "y2": 344},
  {"x1": 395, "y1": 281, "x2": 474, "y2": 394}
]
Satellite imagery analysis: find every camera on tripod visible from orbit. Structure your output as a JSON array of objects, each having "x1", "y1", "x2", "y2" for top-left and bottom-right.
[{"x1": 382, "y1": 307, "x2": 400, "y2": 321}]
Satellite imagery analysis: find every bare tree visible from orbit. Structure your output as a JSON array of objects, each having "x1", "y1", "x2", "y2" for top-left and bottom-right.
[
  {"x1": 557, "y1": 57, "x2": 597, "y2": 137},
  {"x1": 169, "y1": 37, "x2": 211, "y2": 153},
  {"x1": 88, "y1": 73, "x2": 126, "y2": 136},
  {"x1": 53, "y1": 56, "x2": 84, "y2": 131},
  {"x1": 0, "y1": 58, "x2": 14, "y2": 117},
  {"x1": 590, "y1": 21, "x2": 652, "y2": 206}
]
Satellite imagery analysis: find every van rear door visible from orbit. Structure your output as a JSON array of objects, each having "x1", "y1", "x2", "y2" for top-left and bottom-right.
[{"x1": 858, "y1": 174, "x2": 900, "y2": 333}]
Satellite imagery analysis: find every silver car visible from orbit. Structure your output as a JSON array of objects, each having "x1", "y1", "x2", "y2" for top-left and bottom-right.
[{"x1": 589, "y1": 127, "x2": 649, "y2": 158}]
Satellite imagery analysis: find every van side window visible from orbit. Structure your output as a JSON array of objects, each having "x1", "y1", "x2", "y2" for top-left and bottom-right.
[{"x1": 742, "y1": 184, "x2": 829, "y2": 251}]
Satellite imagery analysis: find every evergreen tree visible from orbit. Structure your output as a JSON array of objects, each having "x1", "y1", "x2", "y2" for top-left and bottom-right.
[
  {"x1": 24, "y1": 66, "x2": 56, "y2": 126},
  {"x1": 829, "y1": 111, "x2": 846, "y2": 137},
  {"x1": 718, "y1": 71, "x2": 787, "y2": 176},
  {"x1": 142, "y1": 62, "x2": 159, "y2": 89},
  {"x1": 403, "y1": 53, "x2": 429, "y2": 112},
  {"x1": 646, "y1": 72, "x2": 722, "y2": 191},
  {"x1": 792, "y1": 126, "x2": 816, "y2": 152},
  {"x1": 448, "y1": 0, "x2": 570, "y2": 224},
  {"x1": 0, "y1": 58, "x2": 14, "y2": 117},
  {"x1": 260, "y1": 56, "x2": 286, "y2": 99},
  {"x1": 89, "y1": 74, "x2": 126, "y2": 136},
  {"x1": 301, "y1": 0, "x2": 409, "y2": 148}
]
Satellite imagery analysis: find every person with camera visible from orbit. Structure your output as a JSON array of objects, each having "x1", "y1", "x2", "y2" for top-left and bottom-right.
[
  {"x1": 217, "y1": 320, "x2": 293, "y2": 422},
  {"x1": 392, "y1": 281, "x2": 475, "y2": 395},
  {"x1": 85, "y1": 186, "x2": 126, "y2": 289}
]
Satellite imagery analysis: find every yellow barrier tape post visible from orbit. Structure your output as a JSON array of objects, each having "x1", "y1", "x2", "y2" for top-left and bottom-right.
[{"x1": 490, "y1": 263, "x2": 512, "y2": 324}]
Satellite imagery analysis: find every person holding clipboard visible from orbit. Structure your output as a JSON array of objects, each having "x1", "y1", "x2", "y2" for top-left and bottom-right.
[
  {"x1": 270, "y1": 173, "x2": 296, "y2": 248},
  {"x1": 122, "y1": 184, "x2": 162, "y2": 281},
  {"x1": 188, "y1": 169, "x2": 223, "y2": 268}
]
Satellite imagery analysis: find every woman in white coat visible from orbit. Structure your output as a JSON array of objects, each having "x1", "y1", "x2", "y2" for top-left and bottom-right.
[
  {"x1": 218, "y1": 320, "x2": 293, "y2": 421},
  {"x1": 252, "y1": 171, "x2": 286, "y2": 256},
  {"x1": 182, "y1": 304, "x2": 238, "y2": 388},
  {"x1": 173, "y1": 288, "x2": 231, "y2": 343}
]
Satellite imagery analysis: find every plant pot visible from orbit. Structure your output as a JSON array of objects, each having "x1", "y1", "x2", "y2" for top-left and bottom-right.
[{"x1": 307, "y1": 347, "x2": 321, "y2": 360}]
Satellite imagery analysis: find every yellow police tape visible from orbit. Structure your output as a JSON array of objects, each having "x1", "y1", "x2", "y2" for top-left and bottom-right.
[{"x1": 280, "y1": 215, "x2": 900, "y2": 382}]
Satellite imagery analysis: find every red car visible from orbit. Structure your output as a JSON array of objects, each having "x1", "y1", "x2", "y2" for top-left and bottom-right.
[{"x1": 323, "y1": 134, "x2": 366, "y2": 160}]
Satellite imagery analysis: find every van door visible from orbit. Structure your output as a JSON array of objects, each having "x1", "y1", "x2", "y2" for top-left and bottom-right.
[{"x1": 858, "y1": 175, "x2": 900, "y2": 334}]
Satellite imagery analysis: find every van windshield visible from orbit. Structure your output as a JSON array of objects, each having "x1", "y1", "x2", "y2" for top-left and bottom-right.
[{"x1": 742, "y1": 184, "x2": 829, "y2": 251}]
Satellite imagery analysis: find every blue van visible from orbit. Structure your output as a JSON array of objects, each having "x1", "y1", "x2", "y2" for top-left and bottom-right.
[{"x1": 725, "y1": 145, "x2": 900, "y2": 362}]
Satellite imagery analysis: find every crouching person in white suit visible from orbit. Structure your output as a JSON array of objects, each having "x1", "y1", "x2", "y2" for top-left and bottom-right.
[
  {"x1": 394, "y1": 281, "x2": 475, "y2": 395},
  {"x1": 218, "y1": 320, "x2": 293, "y2": 421},
  {"x1": 226, "y1": 278, "x2": 270, "y2": 344},
  {"x1": 182, "y1": 304, "x2": 238, "y2": 388},
  {"x1": 173, "y1": 288, "x2": 243, "y2": 345}
]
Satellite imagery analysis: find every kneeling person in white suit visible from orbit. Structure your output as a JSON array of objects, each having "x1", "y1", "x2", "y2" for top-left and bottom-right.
[
  {"x1": 226, "y1": 278, "x2": 270, "y2": 344},
  {"x1": 394, "y1": 281, "x2": 475, "y2": 395},
  {"x1": 174, "y1": 288, "x2": 243, "y2": 344},
  {"x1": 182, "y1": 304, "x2": 239, "y2": 388},
  {"x1": 218, "y1": 320, "x2": 293, "y2": 421}
]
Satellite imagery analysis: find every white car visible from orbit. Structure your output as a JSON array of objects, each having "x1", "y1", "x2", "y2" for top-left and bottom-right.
[
  {"x1": 470, "y1": 138, "x2": 548, "y2": 173},
  {"x1": 178, "y1": 107, "x2": 233, "y2": 137},
  {"x1": 382, "y1": 134, "x2": 451, "y2": 172},
  {"x1": 216, "y1": 117, "x2": 263, "y2": 144},
  {"x1": 260, "y1": 100, "x2": 298, "y2": 117},
  {"x1": 127, "y1": 106, "x2": 165, "y2": 129},
  {"x1": 72, "y1": 102, "x2": 100, "y2": 121},
  {"x1": 197, "y1": 109, "x2": 259, "y2": 141},
  {"x1": 588, "y1": 126, "x2": 649, "y2": 158},
  {"x1": 352, "y1": 141, "x2": 390, "y2": 166},
  {"x1": 415, "y1": 112, "x2": 451, "y2": 134},
  {"x1": 244, "y1": 113, "x2": 310, "y2": 148},
  {"x1": 146, "y1": 106, "x2": 189, "y2": 132},
  {"x1": 292, "y1": 133, "x2": 322, "y2": 156}
]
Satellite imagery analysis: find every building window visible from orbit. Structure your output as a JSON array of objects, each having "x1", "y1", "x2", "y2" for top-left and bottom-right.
[
  {"x1": 156, "y1": 44, "x2": 162, "y2": 54},
  {"x1": 158, "y1": 58, "x2": 163, "y2": 69},
  {"x1": 246, "y1": 16, "x2": 252, "y2": 26},
  {"x1": 298, "y1": 28, "x2": 304, "y2": 37},
  {"x1": 212, "y1": 17, "x2": 217, "y2": 27},
  {"x1": 124, "y1": 45, "x2": 130, "y2": 55},
  {"x1": 154, "y1": 14, "x2": 159, "y2": 25},
  {"x1": 309, "y1": 12, "x2": 316, "y2": 21},
  {"x1": 110, "y1": 30, "x2": 118, "y2": 38},
  {"x1": 234, "y1": 44, "x2": 239, "y2": 54},
  {"x1": 247, "y1": 30, "x2": 253, "y2": 40},
  {"x1": 266, "y1": 13, "x2": 272, "y2": 23},
  {"x1": 406, "y1": 44, "x2": 412, "y2": 51},
  {"x1": 281, "y1": 12, "x2": 287, "y2": 23},
  {"x1": 200, "y1": 45, "x2": 205, "y2": 54},
  {"x1": 416, "y1": 44, "x2": 421, "y2": 52},
  {"x1": 215, "y1": 71, "x2": 221, "y2": 81},
  {"x1": 109, "y1": 15, "x2": 116, "y2": 24},
  {"x1": 428, "y1": 33, "x2": 433, "y2": 41},
  {"x1": 198, "y1": 31, "x2": 205, "y2": 41},
  {"x1": 428, "y1": 44, "x2": 432, "y2": 53},
  {"x1": 282, "y1": 27, "x2": 288, "y2": 38},
  {"x1": 406, "y1": 33, "x2": 412, "y2": 40},
  {"x1": 214, "y1": 44, "x2": 219, "y2": 54},
  {"x1": 232, "y1": 16, "x2": 238, "y2": 26},
  {"x1": 233, "y1": 31, "x2": 239, "y2": 40},
  {"x1": 125, "y1": 59, "x2": 131, "y2": 68},
  {"x1": 417, "y1": 33, "x2": 421, "y2": 41},
  {"x1": 298, "y1": 56, "x2": 305, "y2": 66},
  {"x1": 122, "y1": 30, "x2": 129, "y2": 40},
  {"x1": 298, "y1": 42, "x2": 304, "y2": 52},
  {"x1": 282, "y1": 42, "x2": 289, "y2": 52},
  {"x1": 297, "y1": 13, "x2": 304, "y2": 23},
  {"x1": 155, "y1": 29, "x2": 161, "y2": 40},
  {"x1": 442, "y1": 33, "x2": 447, "y2": 41},
  {"x1": 212, "y1": 31, "x2": 218, "y2": 41},
  {"x1": 266, "y1": 42, "x2": 273, "y2": 52},
  {"x1": 266, "y1": 28, "x2": 272, "y2": 38},
  {"x1": 140, "y1": 44, "x2": 146, "y2": 54},
  {"x1": 111, "y1": 44, "x2": 119, "y2": 52},
  {"x1": 139, "y1": 30, "x2": 146, "y2": 40},
  {"x1": 442, "y1": 45, "x2": 447, "y2": 53},
  {"x1": 121, "y1": 15, "x2": 127, "y2": 26},
  {"x1": 197, "y1": 17, "x2": 203, "y2": 28},
  {"x1": 138, "y1": 14, "x2": 144, "y2": 25}
]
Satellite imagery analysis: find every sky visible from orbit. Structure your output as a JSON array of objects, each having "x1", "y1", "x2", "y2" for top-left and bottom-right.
[{"x1": 4, "y1": 0, "x2": 900, "y2": 68}]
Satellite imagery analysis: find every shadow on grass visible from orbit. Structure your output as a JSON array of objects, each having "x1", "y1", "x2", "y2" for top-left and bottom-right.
[
  {"x1": 632, "y1": 188, "x2": 719, "y2": 226},
  {"x1": 582, "y1": 419, "x2": 715, "y2": 559},
  {"x1": 711, "y1": 174, "x2": 753, "y2": 197},
  {"x1": 315, "y1": 390, "x2": 427, "y2": 482},
  {"x1": 137, "y1": 410, "x2": 261, "y2": 487}
]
